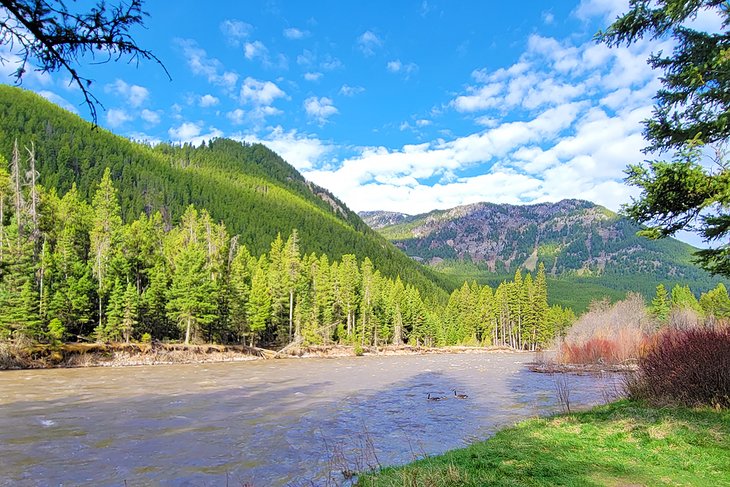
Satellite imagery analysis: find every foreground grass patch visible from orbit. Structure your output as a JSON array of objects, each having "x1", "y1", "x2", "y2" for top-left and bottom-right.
[{"x1": 358, "y1": 400, "x2": 730, "y2": 486}]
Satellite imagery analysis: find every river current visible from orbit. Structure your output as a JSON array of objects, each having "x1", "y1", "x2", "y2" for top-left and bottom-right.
[{"x1": 0, "y1": 352, "x2": 621, "y2": 486}]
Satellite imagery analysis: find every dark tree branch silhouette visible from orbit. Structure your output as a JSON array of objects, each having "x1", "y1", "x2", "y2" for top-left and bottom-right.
[{"x1": 0, "y1": 0, "x2": 168, "y2": 123}]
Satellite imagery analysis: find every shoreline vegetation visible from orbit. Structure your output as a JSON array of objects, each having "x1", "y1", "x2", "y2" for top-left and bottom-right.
[
  {"x1": 357, "y1": 399, "x2": 730, "y2": 487},
  {"x1": 0, "y1": 342, "x2": 521, "y2": 370}
]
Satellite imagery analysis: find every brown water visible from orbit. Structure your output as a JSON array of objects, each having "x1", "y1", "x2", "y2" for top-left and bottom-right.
[{"x1": 0, "y1": 353, "x2": 621, "y2": 486}]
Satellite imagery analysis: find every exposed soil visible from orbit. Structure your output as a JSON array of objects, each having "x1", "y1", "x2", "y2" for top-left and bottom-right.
[{"x1": 0, "y1": 342, "x2": 518, "y2": 370}]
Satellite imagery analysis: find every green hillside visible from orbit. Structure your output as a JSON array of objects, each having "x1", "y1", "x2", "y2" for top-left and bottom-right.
[{"x1": 0, "y1": 85, "x2": 449, "y2": 298}]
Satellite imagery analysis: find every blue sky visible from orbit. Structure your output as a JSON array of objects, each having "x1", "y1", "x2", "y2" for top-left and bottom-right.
[{"x1": 0, "y1": 0, "x2": 725, "y2": 246}]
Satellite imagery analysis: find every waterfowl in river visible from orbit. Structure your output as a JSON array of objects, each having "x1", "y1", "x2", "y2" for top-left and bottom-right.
[
  {"x1": 427, "y1": 393, "x2": 447, "y2": 401},
  {"x1": 452, "y1": 389, "x2": 468, "y2": 399}
]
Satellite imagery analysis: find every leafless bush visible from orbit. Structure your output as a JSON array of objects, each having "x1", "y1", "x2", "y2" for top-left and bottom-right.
[
  {"x1": 560, "y1": 293, "x2": 654, "y2": 364},
  {"x1": 552, "y1": 373, "x2": 572, "y2": 414},
  {"x1": 627, "y1": 327, "x2": 730, "y2": 408},
  {"x1": 666, "y1": 307, "x2": 702, "y2": 330},
  {"x1": 321, "y1": 424, "x2": 382, "y2": 486}
]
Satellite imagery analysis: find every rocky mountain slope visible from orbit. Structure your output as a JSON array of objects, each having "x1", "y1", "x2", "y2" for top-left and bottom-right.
[{"x1": 361, "y1": 200, "x2": 720, "y2": 302}]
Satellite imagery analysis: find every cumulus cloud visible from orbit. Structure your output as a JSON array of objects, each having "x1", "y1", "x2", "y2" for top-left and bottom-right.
[
  {"x1": 357, "y1": 30, "x2": 383, "y2": 56},
  {"x1": 339, "y1": 84, "x2": 365, "y2": 96},
  {"x1": 199, "y1": 94, "x2": 219, "y2": 107},
  {"x1": 220, "y1": 19, "x2": 253, "y2": 45},
  {"x1": 168, "y1": 121, "x2": 222, "y2": 145},
  {"x1": 37, "y1": 91, "x2": 77, "y2": 113},
  {"x1": 244, "y1": 40, "x2": 288, "y2": 69},
  {"x1": 105, "y1": 79, "x2": 149, "y2": 107},
  {"x1": 227, "y1": 109, "x2": 246, "y2": 125},
  {"x1": 386, "y1": 59, "x2": 419, "y2": 78},
  {"x1": 244, "y1": 40, "x2": 268, "y2": 60},
  {"x1": 240, "y1": 77, "x2": 286, "y2": 106},
  {"x1": 304, "y1": 96, "x2": 338, "y2": 124},
  {"x1": 235, "y1": 126, "x2": 332, "y2": 171},
  {"x1": 106, "y1": 108, "x2": 132, "y2": 128},
  {"x1": 140, "y1": 109, "x2": 161, "y2": 124},
  {"x1": 304, "y1": 72, "x2": 323, "y2": 81},
  {"x1": 303, "y1": 25, "x2": 665, "y2": 217},
  {"x1": 177, "y1": 39, "x2": 239, "y2": 91},
  {"x1": 283, "y1": 27, "x2": 310, "y2": 39}
]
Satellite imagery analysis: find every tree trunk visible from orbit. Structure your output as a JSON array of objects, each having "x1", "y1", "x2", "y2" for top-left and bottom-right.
[
  {"x1": 185, "y1": 316, "x2": 191, "y2": 345},
  {"x1": 288, "y1": 290, "x2": 294, "y2": 341}
]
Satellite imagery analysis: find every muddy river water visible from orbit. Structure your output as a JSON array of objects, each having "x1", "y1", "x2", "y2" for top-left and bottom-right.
[{"x1": 0, "y1": 352, "x2": 621, "y2": 486}]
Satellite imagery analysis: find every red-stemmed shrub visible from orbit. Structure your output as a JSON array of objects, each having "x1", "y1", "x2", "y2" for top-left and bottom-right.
[
  {"x1": 558, "y1": 293, "x2": 653, "y2": 365},
  {"x1": 627, "y1": 327, "x2": 730, "y2": 408}
]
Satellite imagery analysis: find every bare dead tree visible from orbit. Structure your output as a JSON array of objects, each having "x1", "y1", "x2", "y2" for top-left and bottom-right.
[{"x1": 0, "y1": 0, "x2": 169, "y2": 123}]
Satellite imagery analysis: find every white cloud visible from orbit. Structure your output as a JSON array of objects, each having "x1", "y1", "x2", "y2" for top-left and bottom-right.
[
  {"x1": 304, "y1": 72, "x2": 323, "y2": 82},
  {"x1": 168, "y1": 122, "x2": 223, "y2": 145},
  {"x1": 339, "y1": 84, "x2": 365, "y2": 96},
  {"x1": 235, "y1": 126, "x2": 332, "y2": 171},
  {"x1": 169, "y1": 122, "x2": 201, "y2": 141},
  {"x1": 283, "y1": 27, "x2": 309, "y2": 39},
  {"x1": 543, "y1": 12, "x2": 555, "y2": 24},
  {"x1": 177, "y1": 39, "x2": 239, "y2": 91},
  {"x1": 106, "y1": 108, "x2": 132, "y2": 128},
  {"x1": 240, "y1": 77, "x2": 286, "y2": 106},
  {"x1": 304, "y1": 96, "x2": 338, "y2": 124},
  {"x1": 304, "y1": 26, "x2": 665, "y2": 217},
  {"x1": 387, "y1": 60, "x2": 419, "y2": 78},
  {"x1": 574, "y1": 0, "x2": 628, "y2": 22},
  {"x1": 243, "y1": 40, "x2": 288, "y2": 69},
  {"x1": 105, "y1": 79, "x2": 149, "y2": 108},
  {"x1": 199, "y1": 94, "x2": 220, "y2": 107},
  {"x1": 244, "y1": 40, "x2": 268, "y2": 60},
  {"x1": 227, "y1": 109, "x2": 246, "y2": 125},
  {"x1": 357, "y1": 30, "x2": 383, "y2": 56},
  {"x1": 140, "y1": 109, "x2": 161, "y2": 124},
  {"x1": 220, "y1": 19, "x2": 253, "y2": 44},
  {"x1": 36, "y1": 91, "x2": 77, "y2": 113}
]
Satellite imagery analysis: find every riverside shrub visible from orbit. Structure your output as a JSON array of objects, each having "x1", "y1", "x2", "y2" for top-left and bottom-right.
[{"x1": 628, "y1": 327, "x2": 730, "y2": 408}]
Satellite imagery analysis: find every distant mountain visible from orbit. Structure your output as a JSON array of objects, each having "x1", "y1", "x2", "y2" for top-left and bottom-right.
[
  {"x1": 361, "y1": 200, "x2": 723, "y2": 309},
  {"x1": 0, "y1": 85, "x2": 450, "y2": 297},
  {"x1": 358, "y1": 211, "x2": 416, "y2": 229}
]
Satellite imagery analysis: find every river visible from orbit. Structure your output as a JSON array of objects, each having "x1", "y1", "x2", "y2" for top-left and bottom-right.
[{"x1": 0, "y1": 352, "x2": 621, "y2": 486}]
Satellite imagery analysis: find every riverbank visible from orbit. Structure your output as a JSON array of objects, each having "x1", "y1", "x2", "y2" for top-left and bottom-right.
[
  {"x1": 0, "y1": 342, "x2": 516, "y2": 369},
  {"x1": 357, "y1": 399, "x2": 730, "y2": 486}
]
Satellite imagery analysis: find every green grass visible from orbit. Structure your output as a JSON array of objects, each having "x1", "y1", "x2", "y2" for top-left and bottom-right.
[{"x1": 358, "y1": 400, "x2": 730, "y2": 486}]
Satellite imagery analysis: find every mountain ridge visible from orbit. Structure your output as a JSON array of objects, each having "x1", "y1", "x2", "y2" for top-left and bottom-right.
[{"x1": 360, "y1": 199, "x2": 720, "y2": 309}]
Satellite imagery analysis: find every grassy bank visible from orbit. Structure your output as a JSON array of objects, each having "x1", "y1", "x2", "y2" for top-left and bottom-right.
[{"x1": 358, "y1": 400, "x2": 730, "y2": 486}]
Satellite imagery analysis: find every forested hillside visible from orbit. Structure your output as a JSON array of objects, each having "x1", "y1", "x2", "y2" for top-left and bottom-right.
[
  {"x1": 0, "y1": 85, "x2": 450, "y2": 297},
  {"x1": 0, "y1": 163, "x2": 573, "y2": 349},
  {"x1": 362, "y1": 200, "x2": 724, "y2": 310}
]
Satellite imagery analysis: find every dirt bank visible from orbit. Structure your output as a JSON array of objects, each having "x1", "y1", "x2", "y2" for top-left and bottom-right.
[{"x1": 0, "y1": 342, "x2": 517, "y2": 369}]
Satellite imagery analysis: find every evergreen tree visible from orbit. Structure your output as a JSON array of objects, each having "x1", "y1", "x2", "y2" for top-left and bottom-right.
[
  {"x1": 121, "y1": 282, "x2": 138, "y2": 343},
  {"x1": 90, "y1": 168, "x2": 122, "y2": 328},
  {"x1": 651, "y1": 284, "x2": 671, "y2": 322},
  {"x1": 229, "y1": 244, "x2": 253, "y2": 344},
  {"x1": 283, "y1": 230, "x2": 301, "y2": 341},
  {"x1": 247, "y1": 255, "x2": 271, "y2": 347},
  {"x1": 166, "y1": 243, "x2": 216, "y2": 345},
  {"x1": 337, "y1": 254, "x2": 360, "y2": 341}
]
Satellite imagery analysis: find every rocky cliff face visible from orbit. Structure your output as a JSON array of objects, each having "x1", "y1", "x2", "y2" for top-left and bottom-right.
[{"x1": 360, "y1": 200, "x2": 702, "y2": 279}]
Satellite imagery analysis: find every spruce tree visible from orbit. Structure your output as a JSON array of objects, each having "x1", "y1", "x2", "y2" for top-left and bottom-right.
[
  {"x1": 90, "y1": 168, "x2": 122, "y2": 329},
  {"x1": 247, "y1": 255, "x2": 271, "y2": 347},
  {"x1": 166, "y1": 243, "x2": 216, "y2": 345},
  {"x1": 651, "y1": 284, "x2": 671, "y2": 322}
]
